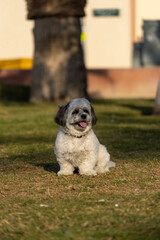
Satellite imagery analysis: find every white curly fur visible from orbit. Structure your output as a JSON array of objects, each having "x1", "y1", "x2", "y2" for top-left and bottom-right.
[{"x1": 54, "y1": 98, "x2": 115, "y2": 176}]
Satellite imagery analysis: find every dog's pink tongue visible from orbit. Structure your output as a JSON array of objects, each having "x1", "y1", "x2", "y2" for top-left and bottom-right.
[{"x1": 79, "y1": 122, "x2": 87, "y2": 128}]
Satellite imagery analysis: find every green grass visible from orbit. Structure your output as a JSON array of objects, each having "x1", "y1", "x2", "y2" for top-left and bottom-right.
[{"x1": 0, "y1": 99, "x2": 160, "y2": 240}]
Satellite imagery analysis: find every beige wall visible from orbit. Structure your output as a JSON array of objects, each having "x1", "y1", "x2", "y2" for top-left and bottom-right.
[
  {"x1": 135, "y1": 0, "x2": 160, "y2": 41},
  {"x1": 0, "y1": 0, "x2": 33, "y2": 60},
  {"x1": 84, "y1": 0, "x2": 132, "y2": 69}
]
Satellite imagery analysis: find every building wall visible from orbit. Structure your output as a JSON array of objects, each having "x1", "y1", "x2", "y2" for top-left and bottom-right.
[
  {"x1": 84, "y1": 0, "x2": 132, "y2": 69},
  {"x1": 0, "y1": 0, "x2": 33, "y2": 60},
  {"x1": 135, "y1": 0, "x2": 160, "y2": 41}
]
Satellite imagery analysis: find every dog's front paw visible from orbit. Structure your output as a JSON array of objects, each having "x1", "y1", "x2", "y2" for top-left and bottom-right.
[
  {"x1": 57, "y1": 170, "x2": 73, "y2": 176},
  {"x1": 79, "y1": 169, "x2": 97, "y2": 176}
]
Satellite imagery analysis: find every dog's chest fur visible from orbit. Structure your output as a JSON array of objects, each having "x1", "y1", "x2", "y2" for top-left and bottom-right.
[{"x1": 55, "y1": 129, "x2": 96, "y2": 167}]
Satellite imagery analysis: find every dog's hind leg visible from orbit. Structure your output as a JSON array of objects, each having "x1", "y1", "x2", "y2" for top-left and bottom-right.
[{"x1": 95, "y1": 144, "x2": 115, "y2": 173}]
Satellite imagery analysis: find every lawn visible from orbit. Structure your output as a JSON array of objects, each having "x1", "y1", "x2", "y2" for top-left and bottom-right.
[{"x1": 0, "y1": 99, "x2": 160, "y2": 240}]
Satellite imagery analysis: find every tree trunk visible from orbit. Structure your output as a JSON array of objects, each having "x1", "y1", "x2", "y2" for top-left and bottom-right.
[
  {"x1": 30, "y1": 17, "x2": 87, "y2": 102},
  {"x1": 26, "y1": 0, "x2": 86, "y2": 19}
]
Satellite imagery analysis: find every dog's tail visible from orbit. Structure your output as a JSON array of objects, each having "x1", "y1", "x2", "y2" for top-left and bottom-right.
[{"x1": 108, "y1": 161, "x2": 116, "y2": 168}]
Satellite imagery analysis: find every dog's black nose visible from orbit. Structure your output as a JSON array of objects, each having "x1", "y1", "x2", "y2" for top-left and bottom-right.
[{"x1": 81, "y1": 114, "x2": 87, "y2": 119}]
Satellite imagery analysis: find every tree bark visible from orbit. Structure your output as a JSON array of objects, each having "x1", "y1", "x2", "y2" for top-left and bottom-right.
[
  {"x1": 25, "y1": 0, "x2": 87, "y2": 102},
  {"x1": 30, "y1": 17, "x2": 87, "y2": 102}
]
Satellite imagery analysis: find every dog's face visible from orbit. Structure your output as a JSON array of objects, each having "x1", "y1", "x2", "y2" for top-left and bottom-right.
[{"x1": 55, "y1": 98, "x2": 97, "y2": 137}]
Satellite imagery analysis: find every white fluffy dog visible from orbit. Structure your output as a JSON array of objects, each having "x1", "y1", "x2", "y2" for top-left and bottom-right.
[{"x1": 54, "y1": 98, "x2": 115, "y2": 176}]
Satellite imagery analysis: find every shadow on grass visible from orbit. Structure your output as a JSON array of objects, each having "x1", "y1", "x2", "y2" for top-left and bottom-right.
[
  {"x1": 36, "y1": 162, "x2": 60, "y2": 174},
  {"x1": 0, "y1": 135, "x2": 56, "y2": 145},
  {"x1": 0, "y1": 84, "x2": 30, "y2": 102},
  {"x1": 121, "y1": 104, "x2": 153, "y2": 116},
  {"x1": 35, "y1": 163, "x2": 80, "y2": 174},
  {"x1": 0, "y1": 147, "x2": 58, "y2": 172},
  {"x1": 93, "y1": 99, "x2": 154, "y2": 116}
]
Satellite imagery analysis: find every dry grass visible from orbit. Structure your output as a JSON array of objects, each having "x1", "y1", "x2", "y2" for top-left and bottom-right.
[{"x1": 0, "y1": 99, "x2": 160, "y2": 240}]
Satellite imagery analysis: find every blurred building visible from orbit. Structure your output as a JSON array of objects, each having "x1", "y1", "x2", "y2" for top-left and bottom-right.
[
  {"x1": 1, "y1": 0, "x2": 160, "y2": 98},
  {"x1": 0, "y1": 0, "x2": 33, "y2": 66},
  {"x1": 84, "y1": 0, "x2": 160, "y2": 68}
]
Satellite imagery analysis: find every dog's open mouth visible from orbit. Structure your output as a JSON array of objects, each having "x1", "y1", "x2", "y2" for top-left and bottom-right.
[{"x1": 77, "y1": 122, "x2": 87, "y2": 128}]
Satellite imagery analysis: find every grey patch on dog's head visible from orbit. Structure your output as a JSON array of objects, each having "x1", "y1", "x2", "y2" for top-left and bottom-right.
[{"x1": 54, "y1": 102, "x2": 70, "y2": 127}]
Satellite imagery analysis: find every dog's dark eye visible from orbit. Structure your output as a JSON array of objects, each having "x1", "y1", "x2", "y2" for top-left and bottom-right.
[
  {"x1": 84, "y1": 109, "x2": 89, "y2": 114},
  {"x1": 72, "y1": 109, "x2": 79, "y2": 115}
]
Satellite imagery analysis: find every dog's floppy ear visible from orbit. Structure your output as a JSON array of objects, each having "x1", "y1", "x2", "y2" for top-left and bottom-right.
[
  {"x1": 90, "y1": 104, "x2": 97, "y2": 126},
  {"x1": 54, "y1": 103, "x2": 70, "y2": 127}
]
